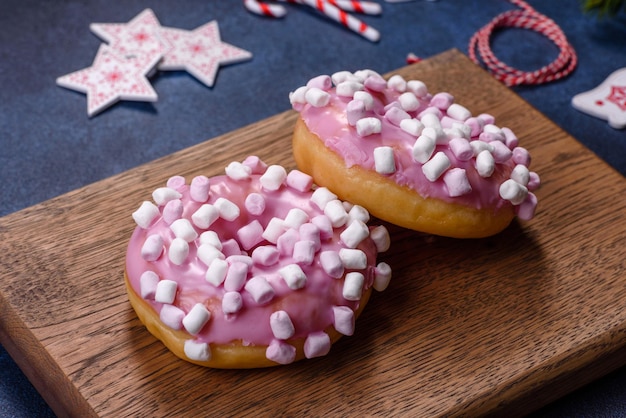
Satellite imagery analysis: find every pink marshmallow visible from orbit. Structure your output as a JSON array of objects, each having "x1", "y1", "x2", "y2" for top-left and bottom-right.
[
  {"x1": 304, "y1": 332, "x2": 331, "y2": 359},
  {"x1": 490, "y1": 140, "x2": 513, "y2": 163},
  {"x1": 346, "y1": 99, "x2": 367, "y2": 127},
  {"x1": 293, "y1": 240, "x2": 316, "y2": 265},
  {"x1": 527, "y1": 171, "x2": 541, "y2": 191},
  {"x1": 501, "y1": 127, "x2": 519, "y2": 149},
  {"x1": 311, "y1": 215, "x2": 333, "y2": 240},
  {"x1": 139, "y1": 271, "x2": 159, "y2": 299},
  {"x1": 443, "y1": 168, "x2": 472, "y2": 197},
  {"x1": 374, "y1": 262, "x2": 392, "y2": 291},
  {"x1": 448, "y1": 137, "x2": 474, "y2": 161},
  {"x1": 270, "y1": 310, "x2": 295, "y2": 340},
  {"x1": 299, "y1": 223, "x2": 321, "y2": 251},
  {"x1": 237, "y1": 220, "x2": 264, "y2": 251},
  {"x1": 512, "y1": 147, "x2": 531, "y2": 167},
  {"x1": 166, "y1": 175, "x2": 186, "y2": 191},
  {"x1": 159, "y1": 304, "x2": 185, "y2": 330},
  {"x1": 363, "y1": 74, "x2": 387, "y2": 92},
  {"x1": 162, "y1": 199, "x2": 183, "y2": 224},
  {"x1": 306, "y1": 74, "x2": 332, "y2": 90},
  {"x1": 332, "y1": 306, "x2": 355, "y2": 336},
  {"x1": 251, "y1": 245, "x2": 280, "y2": 266},
  {"x1": 224, "y1": 261, "x2": 248, "y2": 292},
  {"x1": 516, "y1": 192, "x2": 538, "y2": 220},
  {"x1": 286, "y1": 170, "x2": 314, "y2": 192},
  {"x1": 384, "y1": 106, "x2": 411, "y2": 127},
  {"x1": 242, "y1": 156, "x2": 268, "y2": 174},
  {"x1": 141, "y1": 234, "x2": 163, "y2": 261},
  {"x1": 464, "y1": 117, "x2": 484, "y2": 138},
  {"x1": 266, "y1": 339, "x2": 296, "y2": 365},
  {"x1": 430, "y1": 92, "x2": 454, "y2": 110},
  {"x1": 244, "y1": 276, "x2": 275, "y2": 305},
  {"x1": 277, "y1": 228, "x2": 299, "y2": 257},
  {"x1": 190, "y1": 176, "x2": 210, "y2": 203},
  {"x1": 320, "y1": 250, "x2": 344, "y2": 279},
  {"x1": 222, "y1": 291, "x2": 243, "y2": 314},
  {"x1": 245, "y1": 193, "x2": 266, "y2": 216}
]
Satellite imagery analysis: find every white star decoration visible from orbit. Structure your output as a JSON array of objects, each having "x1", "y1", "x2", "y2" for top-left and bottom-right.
[
  {"x1": 57, "y1": 9, "x2": 252, "y2": 117},
  {"x1": 158, "y1": 21, "x2": 253, "y2": 87},
  {"x1": 56, "y1": 44, "x2": 160, "y2": 117},
  {"x1": 572, "y1": 68, "x2": 626, "y2": 129}
]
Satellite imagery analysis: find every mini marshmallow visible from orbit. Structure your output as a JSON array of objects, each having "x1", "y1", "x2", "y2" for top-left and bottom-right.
[
  {"x1": 464, "y1": 117, "x2": 484, "y2": 137},
  {"x1": 284, "y1": 208, "x2": 309, "y2": 230},
  {"x1": 422, "y1": 152, "x2": 451, "y2": 182},
  {"x1": 516, "y1": 192, "x2": 538, "y2": 220},
  {"x1": 476, "y1": 150, "x2": 496, "y2": 178},
  {"x1": 214, "y1": 197, "x2": 240, "y2": 221},
  {"x1": 332, "y1": 306, "x2": 355, "y2": 336},
  {"x1": 527, "y1": 171, "x2": 541, "y2": 191},
  {"x1": 170, "y1": 219, "x2": 198, "y2": 242},
  {"x1": 310, "y1": 187, "x2": 337, "y2": 211},
  {"x1": 286, "y1": 170, "x2": 313, "y2": 192},
  {"x1": 270, "y1": 310, "x2": 295, "y2": 340},
  {"x1": 348, "y1": 204, "x2": 370, "y2": 224},
  {"x1": 420, "y1": 112, "x2": 442, "y2": 129},
  {"x1": 293, "y1": 240, "x2": 316, "y2": 265},
  {"x1": 224, "y1": 261, "x2": 248, "y2": 292},
  {"x1": 470, "y1": 140, "x2": 494, "y2": 156},
  {"x1": 452, "y1": 121, "x2": 472, "y2": 139},
  {"x1": 346, "y1": 99, "x2": 367, "y2": 126},
  {"x1": 490, "y1": 140, "x2": 513, "y2": 163},
  {"x1": 373, "y1": 262, "x2": 392, "y2": 292},
  {"x1": 277, "y1": 228, "x2": 299, "y2": 256},
  {"x1": 320, "y1": 250, "x2": 344, "y2": 279},
  {"x1": 447, "y1": 103, "x2": 472, "y2": 121},
  {"x1": 242, "y1": 156, "x2": 268, "y2": 174},
  {"x1": 363, "y1": 74, "x2": 387, "y2": 92},
  {"x1": 340, "y1": 220, "x2": 370, "y2": 249},
  {"x1": 160, "y1": 304, "x2": 184, "y2": 330},
  {"x1": 353, "y1": 69, "x2": 380, "y2": 81},
  {"x1": 370, "y1": 225, "x2": 391, "y2": 252},
  {"x1": 418, "y1": 106, "x2": 443, "y2": 120},
  {"x1": 499, "y1": 179, "x2": 528, "y2": 205},
  {"x1": 324, "y1": 199, "x2": 349, "y2": 227},
  {"x1": 278, "y1": 264, "x2": 307, "y2": 289},
  {"x1": 245, "y1": 193, "x2": 266, "y2": 216},
  {"x1": 443, "y1": 168, "x2": 472, "y2": 197},
  {"x1": 225, "y1": 161, "x2": 252, "y2": 180},
  {"x1": 141, "y1": 234, "x2": 163, "y2": 261},
  {"x1": 311, "y1": 215, "x2": 333, "y2": 240},
  {"x1": 162, "y1": 199, "x2": 183, "y2": 225},
  {"x1": 140, "y1": 271, "x2": 160, "y2": 299},
  {"x1": 262, "y1": 217, "x2": 286, "y2": 244},
  {"x1": 306, "y1": 74, "x2": 332, "y2": 90},
  {"x1": 387, "y1": 74, "x2": 407, "y2": 92},
  {"x1": 511, "y1": 164, "x2": 530, "y2": 186},
  {"x1": 398, "y1": 92, "x2": 420, "y2": 112},
  {"x1": 354, "y1": 91, "x2": 374, "y2": 110},
  {"x1": 343, "y1": 272, "x2": 364, "y2": 301},
  {"x1": 304, "y1": 332, "x2": 331, "y2": 359},
  {"x1": 237, "y1": 220, "x2": 264, "y2": 251},
  {"x1": 331, "y1": 70, "x2": 355, "y2": 85},
  {"x1": 197, "y1": 243, "x2": 225, "y2": 268},
  {"x1": 244, "y1": 276, "x2": 275, "y2": 305},
  {"x1": 299, "y1": 223, "x2": 321, "y2": 251},
  {"x1": 166, "y1": 175, "x2": 185, "y2": 191},
  {"x1": 182, "y1": 303, "x2": 211, "y2": 335},
  {"x1": 168, "y1": 238, "x2": 189, "y2": 265},
  {"x1": 191, "y1": 204, "x2": 219, "y2": 229},
  {"x1": 448, "y1": 137, "x2": 474, "y2": 161},
  {"x1": 356, "y1": 117, "x2": 382, "y2": 137},
  {"x1": 184, "y1": 340, "x2": 211, "y2": 362},
  {"x1": 132, "y1": 201, "x2": 160, "y2": 229},
  {"x1": 152, "y1": 187, "x2": 182, "y2": 206},
  {"x1": 336, "y1": 80, "x2": 364, "y2": 97},
  {"x1": 260, "y1": 165, "x2": 287, "y2": 191},
  {"x1": 339, "y1": 248, "x2": 367, "y2": 269},
  {"x1": 205, "y1": 258, "x2": 228, "y2": 287},
  {"x1": 412, "y1": 135, "x2": 436, "y2": 164},
  {"x1": 221, "y1": 239, "x2": 242, "y2": 257},
  {"x1": 251, "y1": 245, "x2": 280, "y2": 266},
  {"x1": 373, "y1": 146, "x2": 396, "y2": 175},
  {"x1": 155, "y1": 279, "x2": 178, "y2": 304},
  {"x1": 190, "y1": 176, "x2": 210, "y2": 202},
  {"x1": 512, "y1": 147, "x2": 531, "y2": 167},
  {"x1": 407, "y1": 79, "x2": 428, "y2": 97},
  {"x1": 478, "y1": 113, "x2": 495, "y2": 125},
  {"x1": 384, "y1": 106, "x2": 411, "y2": 127},
  {"x1": 430, "y1": 92, "x2": 454, "y2": 110},
  {"x1": 226, "y1": 254, "x2": 253, "y2": 267},
  {"x1": 305, "y1": 87, "x2": 331, "y2": 107},
  {"x1": 400, "y1": 118, "x2": 424, "y2": 137},
  {"x1": 501, "y1": 127, "x2": 519, "y2": 149},
  {"x1": 266, "y1": 339, "x2": 296, "y2": 365},
  {"x1": 222, "y1": 291, "x2": 243, "y2": 314},
  {"x1": 289, "y1": 85, "x2": 309, "y2": 106}
]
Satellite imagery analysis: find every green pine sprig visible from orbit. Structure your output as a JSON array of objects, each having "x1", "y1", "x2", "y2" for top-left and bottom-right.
[{"x1": 583, "y1": 0, "x2": 626, "y2": 16}]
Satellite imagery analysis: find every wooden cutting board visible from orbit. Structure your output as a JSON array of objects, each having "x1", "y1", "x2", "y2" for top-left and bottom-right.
[{"x1": 1, "y1": 49, "x2": 625, "y2": 417}]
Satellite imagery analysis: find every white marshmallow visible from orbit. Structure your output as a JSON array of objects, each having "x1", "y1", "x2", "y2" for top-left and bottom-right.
[
  {"x1": 197, "y1": 243, "x2": 225, "y2": 267},
  {"x1": 184, "y1": 340, "x2": 211, "y2": 362},
  {"x1": 348, "y1": 204, "x2": 370, "y2": 224},
  {"x1": 499, "y1": 179, "x2": 528, "y2": 205},
  {"x1": 385, "y1": 106, "x2": 411, "y2": 127},
  {"x1": 305, "y1": 87, "x2": 331, "y2": 107},
  {"x1": 205, "y1": 258, "x2": 228, "y2": 287},
  {"x1": 299, "y1": 223, "x2": 321, "y2": 251},
  {"x1": 447, "y1": 103, "x2": 472, "y2": 121},
  {"x1": 387, "y1": 74, "x2": 407, "y2": 92},
  {"x1": 214, "y1": 197, "x2": 240, "y2": 221},
  {"x1": 266, "y1": 340, "x2": 296, "y2": 365},
  {"x1": 199, "y1": 231, "x2": 222, "y2": 249},
  {"x1": 304, "y1": 332, "x2": 331, "y2": 359},
  {"x1": 182, "y1": 303, "x2": 211, "y2": 335},
  {"x1": 277, "y1": 228, "x2": 299, "y2": 257},
  {"x1": 347, "y1": 99, "x2": 367, "y2": 126},
  {"x1": 407, "y1": 79, "x2": 428, "y2": 97},
  {"x1": 444, "y1": 168, "x2": 472, "y2": 197},
  {"x1": 262, "y1": 217, "x2": 286, "y2": 244},
  {"x1": 332, "y1": 306, "x2": 355, "y2": 336},
  {"x1": 168, "y1": 238, "x2": 189, "y2": 265},
  {"x1": 152, "y1": 187, "x2": 182, "y2": 206},
  {"x1": 140, "y1": 270, "x2": 160, "y2": 299},
  {"x1": 320, "y1": 251, "x2": 344, "y2": 279},
  {"x1": 373, "y1": 262, "x2": 392, "y2": 291},
  {"x1": 476, "y1": 150, "x2": 495, "y2": 178},
  {"x1": 412, "y1": 135, "x2": 436, "y2": 164},
  {"x1": 369, "y1": 225, "x2": 390, "y2": 252},
  {"x1": 222, "y1": 291, "x2": 243, "y2": 314},
  {"x1": 289, "y1": 85, "x2": 309, "y2": 106},
  {"x1": 470, "y1": 140, "x2": 495, "y2": 156},
  {"x1": 339, "y1": 248, "x2": 367, "y2": 269},
  {"x1": 353, "y1": 91, "x2": 374, "y2": 110},
  {"x1": 260, "y1": 165, "x2": 287, "y2": 191},
  {"x1": 278, "y1": 264, "x2": 307, "y2": 289},
  {"x1": 191, "y1": 204, "x2": 219, "y2": 229},
  {"x1": 422, "y1": 152, "x2": 451, "y2": 182},
  {"x1": 225, "y1": 161, "x2": 252, "y2": 180},
  {"x1": 310, "y1": 187, "x2": 337, "y2": 210},
  {"x1": 343, "y1": 272, "x2": 364, "y2": 301},
  {"x1": 511, "y1": 164, "x2": 530, "y2": 186},
  {"x1": 155, "y1": 279, "x2": 177, "y2": 304},
  {"x1": 132, "y1": 201, "x2": 160, "y2": 229},
  {"x1": 270, "y1": 310, "x2": 295, "y2": 340},
  {"x1": 336, "y1": 80, "x2": 364, "y2": 97},
  {"x1": 324, "y1": 199, "x2": 349, "y2": 227},
  {"x1": 356, "y1": 117, "x2": 382, "y2": 137},
  {"x1": 244, "y1": 192, "x2": 266, "y2": 215},
  {"x1": 170, "y1": 219, "x2": 198, "y2": 242},
  {"x1": 340, "y1": 220, "x2": 370, "y2": 249},
  {"x1": 283, "y1": 208, "x2": 309, "y2": 230},
  {"x1": 141, "y1": 234, "x2": 163, "y2": 261},
  {"x1": 244, "y1": 276, "x2": 275, "y2": 305},
  {"x1": 420, "y1": 112, "x2": 442, "y2": 129},
  {"x1": 224, "y1": 261, "x2": 248, "y2": 292},
  {"x1": 398, "y1": 92, "x2": 420, "y2": 112},
  {"x1": 331, "y1": 70, "x2": 356, "y2": 85},
  {"x1": 293, "y1": 240, "x2": 316, "y2": 265},
  {"x1": 373, "y1": 146, "x2": 396, "y2": 174},
  {"x1": 311, "y1": 215, "x2": 333, "y2": 240},
  {"x1": 400, "y1": 118, "x2": 425, "y2": 137}
]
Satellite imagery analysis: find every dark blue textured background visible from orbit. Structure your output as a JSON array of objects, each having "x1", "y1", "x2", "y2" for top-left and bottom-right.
[{"x1": 1, "y1": 0, "x2": 625, "y2": 416}]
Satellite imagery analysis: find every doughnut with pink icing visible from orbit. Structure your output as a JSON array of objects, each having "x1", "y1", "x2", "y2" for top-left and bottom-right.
[
  {"x1": 125, "y1": 156, "x2": 391, "y2": 368},
  {"x1": 290, "y1": 70, "x2": 540, "y2": 238}
]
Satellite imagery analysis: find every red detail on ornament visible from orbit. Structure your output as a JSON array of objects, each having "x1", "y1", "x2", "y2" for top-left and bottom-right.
[
  {"x1": 607, "y1": 85, "x2": 626, "y2": 112},
  {"x1": 595, "y1": 100, "x2": 604, "y2": 106}
]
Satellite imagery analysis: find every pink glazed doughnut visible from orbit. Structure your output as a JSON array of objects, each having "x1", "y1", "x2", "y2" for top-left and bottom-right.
[
  {"x1": 125, "y1": 157, "x2": 391, "y2": 368},
  {"x1": 290, "y1": 70, "x2": 540, "y2": 238}
]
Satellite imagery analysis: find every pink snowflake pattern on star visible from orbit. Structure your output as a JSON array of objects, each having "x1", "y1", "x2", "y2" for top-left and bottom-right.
[
  {"x1": 56, "y1": 44, "x2": 160, "y2": 117},
  {"x1": 157, "y1": 21, "x2": 252, "y2": 87},
  {"x1": 607, "y1": 85, "x2": 626, "y2": 112}
]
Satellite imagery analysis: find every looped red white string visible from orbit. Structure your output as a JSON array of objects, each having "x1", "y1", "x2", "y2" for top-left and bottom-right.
[{"x1": 468, "y1": 0, "x2": 577, "y2": 86}]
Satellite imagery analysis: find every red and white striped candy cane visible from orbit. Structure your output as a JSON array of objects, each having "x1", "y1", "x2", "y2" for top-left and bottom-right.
[
  {"x1": 295, "y1": 0, "x2": 380, "y2": 42},
  {"x1": 244, "y1": 0, "x2": 288, "y2": 18},
  {"x1": 327, "y1": 0, "x2": 382, "y2": 15},
  {"x1": 469, "y1": 0, "x2": 577, "y2": 86}
]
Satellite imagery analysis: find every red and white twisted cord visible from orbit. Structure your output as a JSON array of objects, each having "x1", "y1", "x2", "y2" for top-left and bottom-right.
[{"x1": 468, "y1": 0, "x2": 577, "y2": 86}]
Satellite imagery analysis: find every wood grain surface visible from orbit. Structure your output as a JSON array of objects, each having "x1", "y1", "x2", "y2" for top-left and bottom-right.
[{"x1": 1, "y1": 49, "x2": 625, "y2": 417}]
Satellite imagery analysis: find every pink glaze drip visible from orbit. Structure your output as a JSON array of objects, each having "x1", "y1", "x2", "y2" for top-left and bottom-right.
[
  {"x1": 126, "y1": 159, "x2": 389, "y2": 364},
  {"x1": 290, "y1": 71, "x2": 540, "y2": 217}
]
